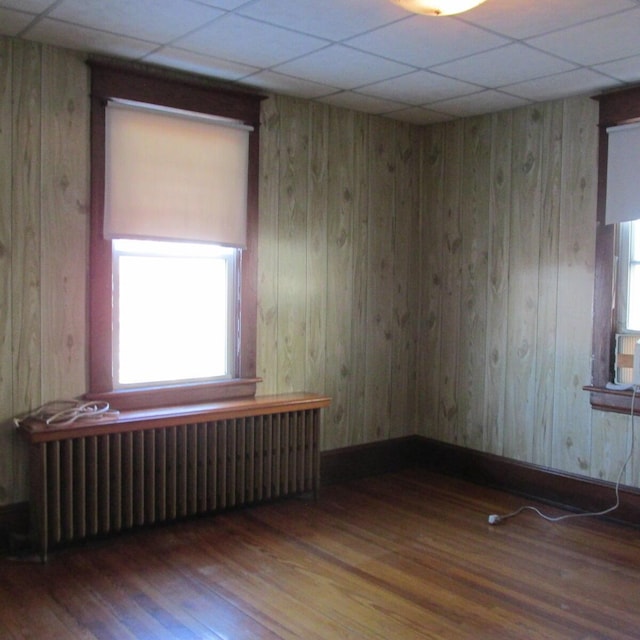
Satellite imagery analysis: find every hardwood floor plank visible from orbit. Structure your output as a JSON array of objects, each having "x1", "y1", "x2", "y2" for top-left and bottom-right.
[
  {"x1": 209, "y1": 517, "x2": 458, "y2": 639},
  {"x1": 1, "y1": 468, "x2": 639, "y2": 639},
  {"x1": 152, "y1": 518, "x2": 389, "y2": 640},
  {"x1": 312, "y1": 475, "x2": 639, "y2": 638},
  {"x1": 31, "y1": 562, "x2": 140, "y2": 640},
  {"x1": 115, "y1": 531, "x2": 288, "y2": 639},
  {"x1": 67, "y1": 550, "x2": 217, "y2": 639},
  {"x1": 248, "y1": 491, "x2": 601, "y2": 638},
  {"x1": 0, "y1": 557, "x2": 105, "y2": 639}
]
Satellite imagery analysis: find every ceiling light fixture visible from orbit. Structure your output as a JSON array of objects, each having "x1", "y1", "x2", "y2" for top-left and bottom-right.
[{"x1": 391, "y1": 0, "x2": 487, "y2": 16}]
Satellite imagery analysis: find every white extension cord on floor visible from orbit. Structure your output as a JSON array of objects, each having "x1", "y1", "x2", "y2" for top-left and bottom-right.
[{"x1": 487, "y1": 386, "x2": 637, "y2": 526}]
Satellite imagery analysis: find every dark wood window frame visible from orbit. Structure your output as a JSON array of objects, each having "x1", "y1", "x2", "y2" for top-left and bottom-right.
[
  {"x1": 586, "y1": 85, "x2": 640, "y2": 416},
  {"x1": 86, "y1": 60, "x2": 263, "y2": 411}
]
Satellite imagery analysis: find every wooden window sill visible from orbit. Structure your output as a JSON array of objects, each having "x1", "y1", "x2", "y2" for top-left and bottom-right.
[
  {"x1": 583, "y1": 385, "x2": 640, "y2": 416},
  {"x1": 85, "y1": 378, "x2": 262, "y2": 412}
]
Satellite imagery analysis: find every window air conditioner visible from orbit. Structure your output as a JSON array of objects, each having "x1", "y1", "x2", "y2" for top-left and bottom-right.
[{"x1": 614, "y1": 333, "x2": 640, "y2": 385}]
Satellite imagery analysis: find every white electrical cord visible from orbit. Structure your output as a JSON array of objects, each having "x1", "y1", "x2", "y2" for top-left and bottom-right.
[
  {"x1": 488, "y1": 386, "x2": 637, "y2": 526},
  {"x1": 13, "y1": 400, "x2": 119, "y2": 428}
]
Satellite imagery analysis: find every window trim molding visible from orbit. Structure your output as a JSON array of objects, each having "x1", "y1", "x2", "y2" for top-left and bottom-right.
[
  {"x1": 586, "y1": 84, "x2": 640, "y2": 415},
  {"x1": 87, "y1": 59, "x2": 264, "y2": 409}
]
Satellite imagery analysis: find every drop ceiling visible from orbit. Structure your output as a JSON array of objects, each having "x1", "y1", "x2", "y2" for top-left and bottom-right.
[{"x1": 2, "y1": 0, "x2": 640, "y2": 124}]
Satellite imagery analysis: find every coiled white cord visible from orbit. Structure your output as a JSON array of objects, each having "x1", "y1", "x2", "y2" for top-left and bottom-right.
[{"x1": 13, "y1": 400, "x2": 119, "y2": 428}]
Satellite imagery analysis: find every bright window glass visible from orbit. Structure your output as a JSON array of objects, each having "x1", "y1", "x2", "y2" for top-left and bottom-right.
[
  {"x1": 113, "y1": 239, "x2": 237, "y2": 387},
  {"x1": 628, "y1": 219, "x2": 640, "y2": 331}
]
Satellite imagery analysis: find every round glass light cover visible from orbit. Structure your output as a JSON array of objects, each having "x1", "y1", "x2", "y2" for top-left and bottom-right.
[{"x1": 391, "y1": 0, "x2": 487, "y2": 16}]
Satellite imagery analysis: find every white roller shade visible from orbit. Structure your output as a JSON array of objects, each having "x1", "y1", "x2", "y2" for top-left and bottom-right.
[
  {"x1": 606, "y1": 121, "x2": 640, "y2": 225},
  {"x1": 105, "y1": 100, "x2": 251, "y2": 247}
]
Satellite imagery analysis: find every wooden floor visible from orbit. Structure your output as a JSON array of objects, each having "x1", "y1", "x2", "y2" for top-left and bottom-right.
[{"x1": 1, "y1": 468, "x2": 639, "y2": 639}]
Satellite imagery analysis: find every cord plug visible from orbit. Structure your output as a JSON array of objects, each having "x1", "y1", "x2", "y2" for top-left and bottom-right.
[{"x1": 488, "y1": 514, "x2": 502, "y2": 525}]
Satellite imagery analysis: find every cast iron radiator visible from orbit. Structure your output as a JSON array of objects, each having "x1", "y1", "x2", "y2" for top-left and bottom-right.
[{"x1": 19, "y1": 394, "x2": 330, "y2": 560}]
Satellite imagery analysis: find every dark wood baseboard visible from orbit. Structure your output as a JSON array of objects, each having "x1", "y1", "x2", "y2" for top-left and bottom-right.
[
  {"x1": 320, "y1": 436, "x2": 640, "y2": 528},
  {"x1": 320, "y1": 436, "x2": 422, "y2": 486},
  {"x1": 417, "y1": 437, "x2": 640, "y2": 527}
]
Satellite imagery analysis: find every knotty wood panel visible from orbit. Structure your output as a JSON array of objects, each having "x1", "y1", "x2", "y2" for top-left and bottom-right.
[
  {"x1": 437, "y1": 120, "x2": 464, "y2": 444},
  {"x1": 11, "y1": 39, "x2": 42, "y2": 424},
  {"x1": 363, "y1": 117, "x2": 395, "y2": 442},
  {"x1": 553, "y1": 96, "x2": 599, "y2": 476},
  {"x1": 531, "y1": 101, "x2": 562, "y2": 468},
  {"x1": 503, "y1": 105, "x2": 544, "y2": 461},
  {"x1": 40, "y1": 46, "x2": 88, "y2": 401},
  {"x1": 346, "y1": 110, "x2": 370, "y2": 447},
  {"x1": 458, "y1": 116, "x2": 491, "y2": 450},
  {"x1": 417, "y1": 125, "x2": 444, "y2": 439},
  {"x1": 483, "y1": 110, "x2": 512, "y2": 454},
  {"x1": 0, "y1": 38, "x2": 13, "y2": 507},
  {"x1": 256, "y1": 95, "x2": 280, "y2": 396},
  {"x1": 276, "y1": 97, "x2": 308, "y2": 393},
  {"x1": 325, "y1": 107, "x2": 356, "y2": 449},
  {"x1": 10, "y1": 40, "x2": 42, "y2": 505},
  {"x1": 305, "y1": 102, "x2": 328, "y2": 400},
  {"x1": 390, "y1": 122, "x2": 419, "y2": 439},
  {"x1": 590, "y1": 411, "x2": 633, "y2": 484}
]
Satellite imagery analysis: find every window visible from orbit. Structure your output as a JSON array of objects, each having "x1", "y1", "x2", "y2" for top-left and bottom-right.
[
  {"x1": 113, "y1": 239, "x2": 237, "y2": 387},
  {"x1": 616, "y1": 220, "x2": 640, "y2": 334},
  {"x1": 87, "y1": 61, "x2": 262, "y2": 411},
  {"x1": 588, "y1": 85, "x2": 640, "y2": 414}
]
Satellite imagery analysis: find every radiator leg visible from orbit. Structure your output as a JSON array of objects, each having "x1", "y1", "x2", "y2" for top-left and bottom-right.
[
  {"x1": 313, "y1": 409, "x2": 321, "y2": 502},
  {"x1": 29, "y1": 443, "x2": 49, "y2": 562}
]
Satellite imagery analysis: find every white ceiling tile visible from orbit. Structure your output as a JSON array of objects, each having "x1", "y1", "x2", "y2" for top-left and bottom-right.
[
  {"x1": 503, "y1": 68, "x2": 623, "y2": 102},
  {"x1": 458, "y1": 0, "x2": 637, "y2": 39},
  {"x1": 274, "y1": 45, "x2": 414, "y2": 90},
  {"x1": 432, "y1": 43, "x2": 576, "y2": 87},
  {"x1": 318, "y1": 91, "x2": 409, "y2": 115},
  {"x1": 0, "y1": 0, "x2": 57, "y2": 11},
  {"x1": 346, "y1": 13, "x2": 510, "y2": 68},
  {"x1": 236, "y1": 0, "x2": 407, "y2": 41},
  {"x1": 593, "y1": 54, "x2": 640, "y2": 83},
  {"x1": 143, "y1": 47, "x2": 260, "y2": 80},
  {"x1": 175, "y1": 14, "x2": 328, "y2": 67},
  {"x1": 242, "y1": 70, "x2": 339, "y2": 100},
  {"x1": 195, "y1": 0, "x2": 251, "y2": 8},
  {"x1": 527, "y1": 7, "x2": 640, "y2": 66},
  {"x1": 49, "y1": 0, "x2": 223, "y2": 43},
  {"x1": 0, "y1": 8, "x2": 34, "y2": 35},
  {"x1": 9, "y1": 0, "x2": 640, "y2": 122},
  {"x1": 359, "y1": 70, "x2": 480, "y2": 105},
  {"x1": 428, "y1": 90, "x2": 530, "y2": 117},
  {"x1": 25, "y1": 18, "x2": 159, "y2": 58}
]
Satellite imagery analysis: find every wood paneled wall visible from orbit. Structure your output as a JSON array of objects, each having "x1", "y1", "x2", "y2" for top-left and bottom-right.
[
  {"x1": 0, "y1": 39, "x2": 89, "y2": 506},
  {"x1": 1, "y1": 38, "x2": 636, "y2": 506},
  {"x1": 258, "y1": 93, "x2": 637, "y2": 488},
  {"x1": 414, "y1": 101, "x2": 624, "y2": 480},
  {"x1": 257, "y1": 96, "x2": 421, "y2": 450}
]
